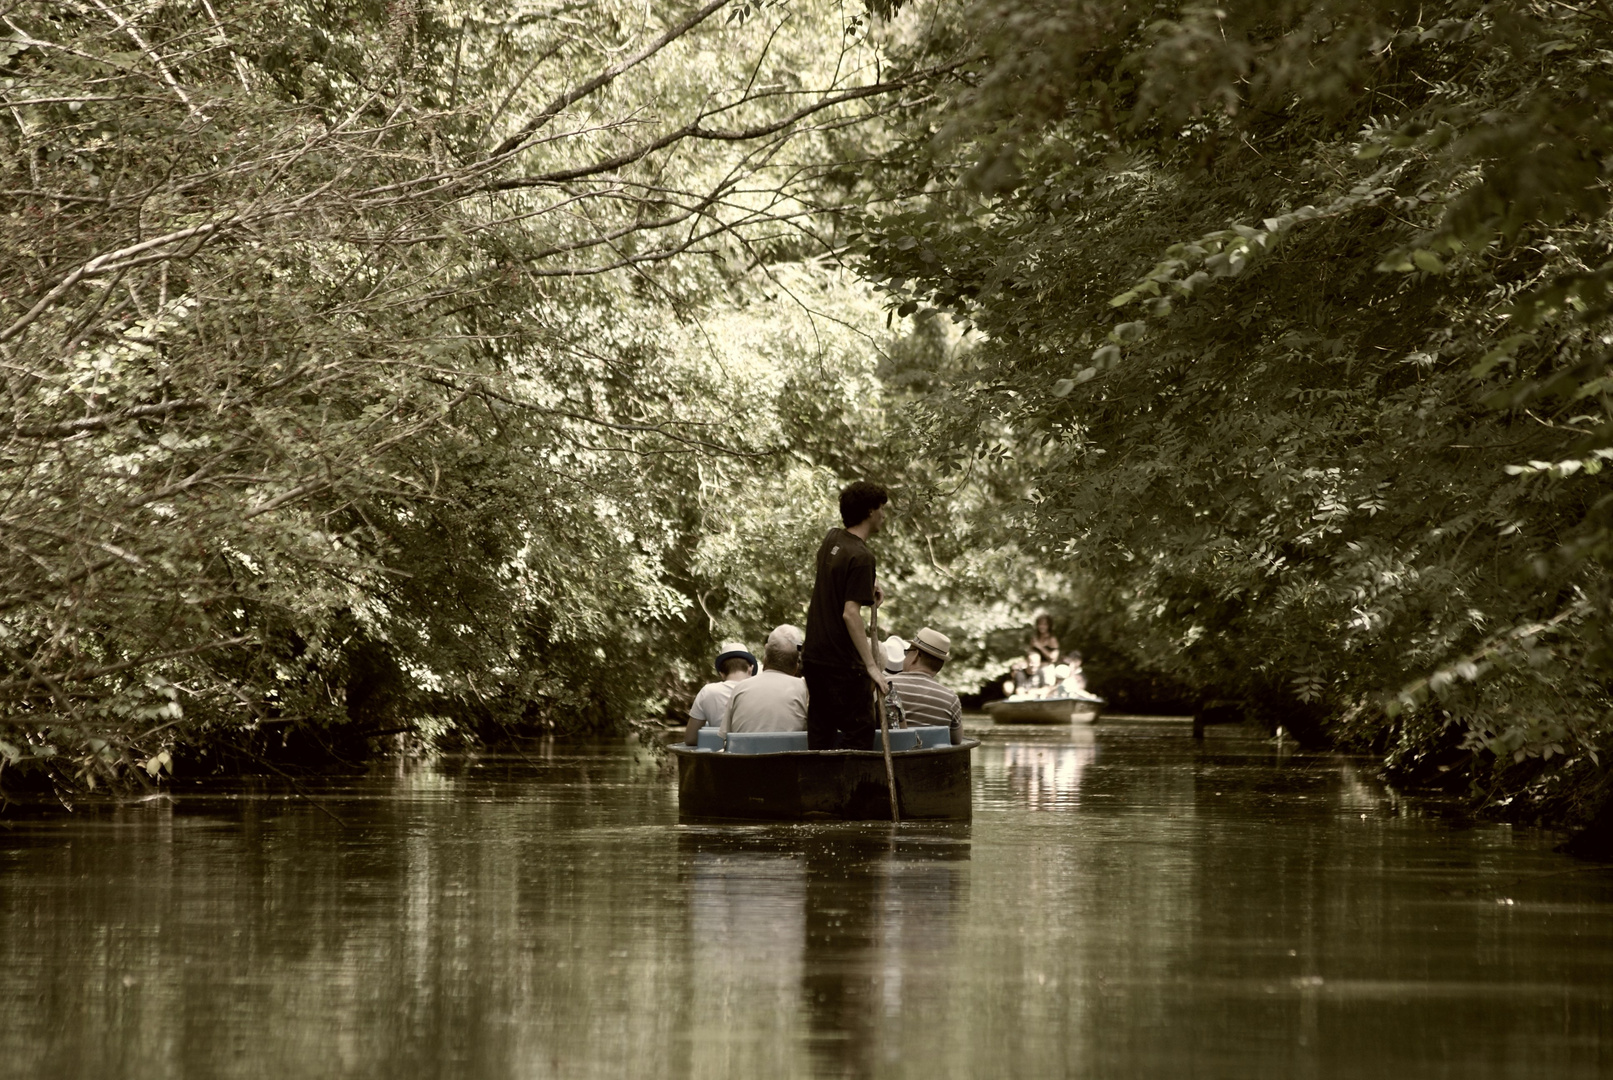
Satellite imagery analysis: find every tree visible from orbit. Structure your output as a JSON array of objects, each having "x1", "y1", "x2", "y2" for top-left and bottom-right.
[
  {"x1": 856, "y1": 0, "x2": 1613, "y2": 827},
  {"x1": 0, "y1": 0, "x2": 956, "y2": 795}
]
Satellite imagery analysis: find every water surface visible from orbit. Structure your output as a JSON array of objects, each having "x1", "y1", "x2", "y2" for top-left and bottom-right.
[{"x1": 2, "y1": 720, "x2": 1610, "y2": 1079}]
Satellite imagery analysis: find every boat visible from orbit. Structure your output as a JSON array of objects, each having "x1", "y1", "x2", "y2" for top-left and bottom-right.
[
  {"x1": 671, "y1": 734, "x2": 978, "y2": 821},
  {"x1": 984, "y1": 694, "x2": 1103, "y2": 725}
]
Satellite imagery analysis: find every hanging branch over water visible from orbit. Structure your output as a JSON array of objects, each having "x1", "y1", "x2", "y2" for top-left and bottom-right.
[{"x1": 0, "y1": 0, "x2": 957, "y2": 794}]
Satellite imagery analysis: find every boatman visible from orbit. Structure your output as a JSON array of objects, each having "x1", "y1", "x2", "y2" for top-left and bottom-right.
[
  {"x1": 888, "y1": 628, "x2": 964, "y2": 745},
  {"x1": 802, "y1": 480, "x2": 889, "y2": 749}
]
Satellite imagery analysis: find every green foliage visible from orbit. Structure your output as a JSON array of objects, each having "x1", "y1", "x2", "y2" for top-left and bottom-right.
[
  {"x1": 856, "y1": 0, "x2": 1613, "y2": 826},
  {"x1": 0, "y1": 0, "x2": 968, "y2": 798}
]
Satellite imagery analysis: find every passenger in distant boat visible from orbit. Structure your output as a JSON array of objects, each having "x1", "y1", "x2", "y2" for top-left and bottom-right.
[
  {"x1": 1014, "y1": 650, "x2": 1050, "y2": 695},
  {"x1": 802, "y1": 480, "x2": 889, "y2": 750},
  {"x1": 1050, "y1": 664, "x2": 1073, "y2": 696},
  {"x1": 724, "y1": 625, "x2": 810, "y2": 735},
  {"x1": 682, "y1": 640, "x2": 755, "y2": 745},
  {"x1": 888, "y1": 628, "x2": 965, "y2": 745},
  {"x1": 1061, "y1": 651, "x2": 1088, "y2": 696},
  {"x1": 1029, "y1": 615, "x2": 1060, "y2": 665}
]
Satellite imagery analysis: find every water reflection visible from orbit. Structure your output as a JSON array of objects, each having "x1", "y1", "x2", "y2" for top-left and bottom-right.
[
  {"x1": 995, "y1": 728, "x2": 1098, "y2": 810},
  {"x1": 678, "y1": 826, "x2": 970, "y2": 1079},
  {"x1": 0, "y1": 730, "x2": 1610, "y2": 1079}
]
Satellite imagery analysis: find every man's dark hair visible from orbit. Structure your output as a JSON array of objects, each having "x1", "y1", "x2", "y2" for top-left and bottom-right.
[
  {"x1": 911, "y1": 649, "x2": 943, "y2": 674},
  {"x1": 839, "y1": 481, "x2": 889, "y2": 528},
  {"x1": 718, "y1": 656, "x2": 751, "y2": 677}
]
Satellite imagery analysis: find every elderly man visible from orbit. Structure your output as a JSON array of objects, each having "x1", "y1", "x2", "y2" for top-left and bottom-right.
[
  {"x1": 683, "y1": 640, "x2": 755, "y2": 745},
  {"x1": 723, "y1": 625, "x2": 810, "y2": 735},
  {"x1": 887, "y1": 627, "x2": 964, "y2": 745}
]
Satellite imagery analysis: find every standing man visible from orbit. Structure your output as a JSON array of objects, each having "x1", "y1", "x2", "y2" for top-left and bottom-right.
[{"x1": 802, "y1": 481, "x2": 889, "y2": 750}]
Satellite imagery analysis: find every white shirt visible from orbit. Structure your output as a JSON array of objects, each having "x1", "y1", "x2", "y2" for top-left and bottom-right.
[
  {"x1": 689, "y1": 680, "x2": 741, "y2": 728},
  {"x1": 722, "y1": 669, "x2": 809, "y2": 734}
]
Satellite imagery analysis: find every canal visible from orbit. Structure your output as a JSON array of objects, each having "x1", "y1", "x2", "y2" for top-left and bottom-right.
[{"x1": 1, "y1": 720, "x2": 1609, "y2": 1078}]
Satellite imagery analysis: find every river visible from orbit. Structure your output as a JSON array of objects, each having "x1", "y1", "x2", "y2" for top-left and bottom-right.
[{"x1": 1, "y1": 719, "x2": 1609, "y2": 1078}]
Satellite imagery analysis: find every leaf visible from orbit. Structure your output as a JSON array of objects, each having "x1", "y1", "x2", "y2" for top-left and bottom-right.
[
  {"x1": 1051, "y1": 378, "x2": 1075, "y2": 397},
  {"x1": 1177, "y1": 271, "x2": 1210, "y2": 295},
  {"x1": 1471, "y1": 333, "x2": 1531, "y2": 378},
  {"x1": 1090, "y1": 344, "x2": 1121, "y2": 367},
  {"x1": 1074, "y1": 366, "x2": 1097, "y2": 383},
  {"x1": 1111, "y1": 321, "x2": 1145, "y2": 343},
  {"x1": 1412, "y1": 249, "x2": 1445, "y2": 273}
]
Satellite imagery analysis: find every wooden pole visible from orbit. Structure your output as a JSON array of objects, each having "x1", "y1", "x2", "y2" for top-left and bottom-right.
[{"x1": 871, "y1": 606, "x2": 900, "y2": 823}]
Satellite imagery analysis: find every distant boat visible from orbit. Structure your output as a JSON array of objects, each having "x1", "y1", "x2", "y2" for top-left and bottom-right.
[
  {"x1": 671, "y1": 736, "x2": 977, "y2": 821},
  {"x1": 984, "y1": 694, "x2": 1103, "y2": 725}
]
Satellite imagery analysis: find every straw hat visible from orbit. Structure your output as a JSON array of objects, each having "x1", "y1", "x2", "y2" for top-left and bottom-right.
[
  {"x1": 713, "y1": 641, "x2": 757, "y2": 674},
  {"x1": 909, "y1": 627, "x2": 951, "y2": 662}
]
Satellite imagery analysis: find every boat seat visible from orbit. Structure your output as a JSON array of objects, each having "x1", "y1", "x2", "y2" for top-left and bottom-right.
[
  {"x1": 725, "y1": 730, "x2": 809, "y2": 754},
  {"x1": 910, "y1": 725, "x2": 951, "y2": 748},
  {"x1": 695, "y1": 727, "x2": 726, "y2": 751},
  {"x1": 871, "y1": 728, "x2": 920, "y2": 751}
]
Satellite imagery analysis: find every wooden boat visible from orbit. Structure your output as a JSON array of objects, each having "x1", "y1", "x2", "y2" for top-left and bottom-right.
[
  {"x1": 984, "y1": 695, "x2": 1103, "y2": 725},
  {"x1": 671, "y1": 739, "x2": 978, "y2": 821}
]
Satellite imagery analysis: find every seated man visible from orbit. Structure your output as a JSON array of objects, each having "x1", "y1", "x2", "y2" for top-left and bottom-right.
[
  {"x1": 1063, "y1": 650, "x2": 1088, "y2": 695},
  {"x1": 1015, "y1": 650, "x2": 1052, "y2": 697},
  {"x1": 723, "y1": 625, "x2": 809, "y2": 735},
  {"x1": 880, "y1": 635, "x2": 911, "y2": 729},
  {"x1": 683, "y1": 640, "x2": 755, "y2": 745},
  {"x1": 888, "y1": 627, "x2": 965, "y2": 745}
]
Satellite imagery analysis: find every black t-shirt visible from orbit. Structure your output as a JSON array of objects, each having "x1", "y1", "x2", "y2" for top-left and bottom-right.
[{"x1": 803, "y1": 528, "x2": 876, "y2": 671}]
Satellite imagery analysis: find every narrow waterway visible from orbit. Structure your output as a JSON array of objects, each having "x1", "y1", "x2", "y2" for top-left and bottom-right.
[{"x1": 1, "y1": 720, "x2": 1609, "y2": 1079}]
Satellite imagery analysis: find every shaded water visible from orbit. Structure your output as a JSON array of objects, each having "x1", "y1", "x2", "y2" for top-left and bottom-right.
[{"x1": 1, "y1": 720, "x2": 1610, "y2": 1079}]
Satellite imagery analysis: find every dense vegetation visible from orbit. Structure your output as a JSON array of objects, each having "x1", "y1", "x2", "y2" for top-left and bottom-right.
[
  {"x1": 3, "y1": 0, "x2": 1610, "y2": 841},
  {"x1": 858, "y1": 0, "x2": 1613, "y2": 838}
]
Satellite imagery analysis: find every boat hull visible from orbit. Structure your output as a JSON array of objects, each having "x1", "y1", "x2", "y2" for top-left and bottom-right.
[
  {"x1": 984, "y1": 698, "x2": 1102, "y2": 725},
  {"x1": 671, "y1": 739, "x2": 977, "y2": 821}
]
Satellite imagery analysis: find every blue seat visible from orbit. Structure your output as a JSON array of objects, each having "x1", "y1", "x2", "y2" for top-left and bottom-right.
[
  {"x1": 696, "y1": 727, "x2": 725, "y2": 752},
  {"x1": 871, "y1": 728, "x2": 920, "y2": 751},
  {"x1": 910, "y1": 725, "x2": 951, "y2": 748},
  {"x1": 726, "y1": 730, "x2": 810, "y2": 754}
]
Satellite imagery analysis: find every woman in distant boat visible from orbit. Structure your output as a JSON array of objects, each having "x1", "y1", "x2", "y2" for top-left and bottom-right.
[{"x1": 1029, "y1": 615, "x2": 1060, "y2": 665}]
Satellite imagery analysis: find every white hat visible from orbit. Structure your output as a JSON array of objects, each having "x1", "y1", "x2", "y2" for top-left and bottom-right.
[
  {"x1": 881, "y1": 634, "x2": 907, "y2": 674},
  {"x1": 714, "y1": 641, "x2": 757, "y2": 674},
  {"x1": 767, "y1": 624, "x2": 803, "y2": 652}
]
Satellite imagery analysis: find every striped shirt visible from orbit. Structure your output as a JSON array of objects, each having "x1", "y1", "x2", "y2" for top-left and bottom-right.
[{"x1": 888, "y1": 671, "x2": 963, "y2": 744}]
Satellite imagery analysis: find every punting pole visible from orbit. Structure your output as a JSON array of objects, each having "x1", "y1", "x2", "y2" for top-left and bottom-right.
[{"x1": 870, "y1": 605, "x2": 900, "y2": 823}]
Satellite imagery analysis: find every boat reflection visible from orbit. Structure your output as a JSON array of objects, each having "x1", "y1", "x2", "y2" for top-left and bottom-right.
[
  {"x1": 997, "y1": 729, "x2": 1099, "y2": 810},
  {"x1": 678, "y1": 826, "x2": 969, "y2": 1077}
]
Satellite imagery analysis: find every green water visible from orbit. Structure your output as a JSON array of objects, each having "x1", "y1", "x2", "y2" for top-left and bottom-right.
[{"x1": 1, "y1": 721, "x2": 1609, "y2": 1079}]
